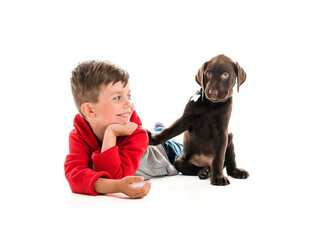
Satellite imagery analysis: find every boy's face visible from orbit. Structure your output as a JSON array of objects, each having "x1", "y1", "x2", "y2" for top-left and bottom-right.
[{"x1": 92, "y1": 81, "x2": 134, "y2": 128}]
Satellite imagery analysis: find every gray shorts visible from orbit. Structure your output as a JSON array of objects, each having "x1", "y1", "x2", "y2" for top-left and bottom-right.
[{"x1": 134, "y1": 145, "x2": 179, "y2": 180}]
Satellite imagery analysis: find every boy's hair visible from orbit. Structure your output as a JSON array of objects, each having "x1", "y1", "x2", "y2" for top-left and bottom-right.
[{"x1": 70, "y1": 60, "x2": 129, "y2": 117}]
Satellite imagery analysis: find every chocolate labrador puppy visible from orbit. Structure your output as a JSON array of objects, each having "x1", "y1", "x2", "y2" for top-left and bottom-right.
[{"x1": 147, "y1": 54, "x2": 249, "y2": 185}]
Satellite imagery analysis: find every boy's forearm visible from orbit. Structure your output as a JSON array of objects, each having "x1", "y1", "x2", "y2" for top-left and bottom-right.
[
  {"x1": 101, "y1": 128, "x2": 117, "y2": 152},
  {"x1": 93, "y1": 177, "x2": 120, "y2": 194}
]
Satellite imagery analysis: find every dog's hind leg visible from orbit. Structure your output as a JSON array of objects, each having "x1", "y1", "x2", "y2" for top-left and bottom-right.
[
  {"x1": 225, "y1": 133, "x2": 249, "y2": 179},
  {"x1": 175, "y1": 153, "x2": 202, "y2": 176}
]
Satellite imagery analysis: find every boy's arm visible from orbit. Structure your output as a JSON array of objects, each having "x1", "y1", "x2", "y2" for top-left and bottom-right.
[
  {"x1": 64, "y1": 133, "x2": 150, "y2": 198},
  {"x1": 64, "y1": 135, "x2": 113, "y2": 196},
  {"x1": 92, "y1": 124, "x2": 149, "y2": 179}
]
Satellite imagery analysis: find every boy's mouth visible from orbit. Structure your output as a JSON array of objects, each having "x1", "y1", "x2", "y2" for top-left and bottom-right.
[{"x1": 117, "y1": 112, "x2": 131, "y2": 118}]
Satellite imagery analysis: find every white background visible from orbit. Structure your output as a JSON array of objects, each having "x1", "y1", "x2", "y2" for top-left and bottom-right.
[{"x1": 1, "y1": 0, "x2": 335, "y2": 239}]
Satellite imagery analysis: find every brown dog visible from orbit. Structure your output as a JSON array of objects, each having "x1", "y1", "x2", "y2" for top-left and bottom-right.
[{"x1": 147, "y1": 54, "x2": 249, "y2": 185}]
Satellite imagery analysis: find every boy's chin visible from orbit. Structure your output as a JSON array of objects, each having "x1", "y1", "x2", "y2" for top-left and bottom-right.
[
  {"x1": 120, "y1": 120, "x2": 130, "y2": 124},
  {"x1": 115, "y1": 118, "x2": 130, "y2": 124}
]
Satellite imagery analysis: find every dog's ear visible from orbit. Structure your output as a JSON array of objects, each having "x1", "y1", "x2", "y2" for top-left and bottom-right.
[
  {"x1": 195, "y1": 61, "x2": 209, "y2": 88},
  {"x1": 234, "y1": 61, "x2": 246, "y2": 93}
]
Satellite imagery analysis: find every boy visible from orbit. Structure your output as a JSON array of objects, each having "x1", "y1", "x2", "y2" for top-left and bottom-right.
[{"x1": 65, "y1": 60, "x2": 182, "y2": 198}]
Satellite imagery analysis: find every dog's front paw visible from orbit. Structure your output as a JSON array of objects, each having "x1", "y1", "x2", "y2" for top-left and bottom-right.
[
  {"x1": 146, "y1": 130, "x2": 158, "y2": 145},
  {"x1": 198, "y1": 167, "x2": 210, "y2": 179},
  {"x1": 228, "y1": 168, "x2": 249, "y2": 179},
  {"x1": 211, "y1": 175, "x2": 230, "y2": 186}
]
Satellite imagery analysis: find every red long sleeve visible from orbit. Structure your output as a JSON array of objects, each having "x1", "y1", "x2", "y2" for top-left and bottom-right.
[
  {"x1": 91, "y1": 127, "x2": 148, "y2": 179},
  {"x1": 64, "y1": 110, "x2": 148, "y2": 195}
]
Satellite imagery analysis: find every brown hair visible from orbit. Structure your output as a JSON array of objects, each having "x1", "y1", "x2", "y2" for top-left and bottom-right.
[{"x1": 70, "y1": 60, "x2": 129, "y2": 117}]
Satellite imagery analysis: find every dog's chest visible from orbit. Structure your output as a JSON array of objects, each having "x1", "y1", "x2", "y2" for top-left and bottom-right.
[
  {"x1": 191, "y1": 113, "x2": 225, "y2": 137},
  {"x1": 189, "y1": 154, "x2": 213, "y2": 167}
]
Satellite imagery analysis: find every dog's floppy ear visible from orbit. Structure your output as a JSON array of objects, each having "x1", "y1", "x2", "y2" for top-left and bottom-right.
[
  {"x1": 195, "y1": 61, "x2": 209, "y2": 88},
  {"x1": 234, "y1": 61, "x2": 246, "y2": 93}
]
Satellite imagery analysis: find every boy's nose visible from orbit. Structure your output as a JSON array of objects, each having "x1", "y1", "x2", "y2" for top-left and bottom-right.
[{"x1": 124, "y1": 98, "x2": 133, "y2": 108}]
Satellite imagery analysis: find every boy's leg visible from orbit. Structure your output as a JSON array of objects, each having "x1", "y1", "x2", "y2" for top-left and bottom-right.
[
  {"x1": 161, "y1": 140, "x2": 183, "y2": 165},
  {"x1": 152, "y1": 123, "x2": 183, "y2": 165}
]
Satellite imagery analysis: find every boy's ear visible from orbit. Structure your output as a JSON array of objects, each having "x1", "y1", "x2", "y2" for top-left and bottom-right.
[{"x1": 81, "y1": 103, "x2": 95, "y2": 118}]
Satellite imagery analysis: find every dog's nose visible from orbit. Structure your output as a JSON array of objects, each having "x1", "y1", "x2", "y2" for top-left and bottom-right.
[{"x1": 208, "y1": 89, "x2": 218, "y2": 98}]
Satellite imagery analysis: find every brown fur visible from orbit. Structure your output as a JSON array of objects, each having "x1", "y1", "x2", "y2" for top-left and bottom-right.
[{"x1": 147, "y1": 54, "x2": 249, "y2": 185}]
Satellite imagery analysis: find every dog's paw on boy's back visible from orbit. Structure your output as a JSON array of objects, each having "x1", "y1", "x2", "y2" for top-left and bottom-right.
[{"x1": 146, "y1": 130, "x2": 159, "y2": 146}]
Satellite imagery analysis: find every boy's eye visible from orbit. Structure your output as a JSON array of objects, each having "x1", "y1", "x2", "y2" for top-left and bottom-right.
[
  {"x1": 113, "y1": 96, "x2": 121, "y2": 100},
  {"x1": 127, "y1": 94, "x2": 132, "y2": 99}
]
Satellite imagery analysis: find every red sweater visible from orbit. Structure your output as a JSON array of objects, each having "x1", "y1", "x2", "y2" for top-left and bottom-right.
[{"x1": 64, "y1": 110, "x2": 148, "y2": 195}]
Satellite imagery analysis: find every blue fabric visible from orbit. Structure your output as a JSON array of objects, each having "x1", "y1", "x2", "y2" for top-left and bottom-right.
[{"x1": 152, "y1": 126, "x2": 183, "y2": 165}]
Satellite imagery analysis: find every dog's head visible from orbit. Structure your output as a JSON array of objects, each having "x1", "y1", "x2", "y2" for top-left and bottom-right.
[{"x1": 195, "y1": 54, "x2": 246, "y2": 102}]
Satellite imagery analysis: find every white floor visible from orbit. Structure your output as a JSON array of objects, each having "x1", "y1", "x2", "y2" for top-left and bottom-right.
[{"x1": 3, "y1": 163, "x2": 334, "y2": 240}]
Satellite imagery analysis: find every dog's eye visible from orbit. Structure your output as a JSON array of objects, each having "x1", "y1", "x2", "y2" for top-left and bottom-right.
[
  {"x1": 206, "y1": 72, "x2": 212, "y2": 78},
  {"x1": 221, "y1": 72, "x2": 229, "y2": 80}
]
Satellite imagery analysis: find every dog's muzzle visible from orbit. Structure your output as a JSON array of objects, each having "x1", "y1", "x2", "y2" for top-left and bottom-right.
[{"x1": 206, "y1": 89, "x2": 232, "y2": 102}]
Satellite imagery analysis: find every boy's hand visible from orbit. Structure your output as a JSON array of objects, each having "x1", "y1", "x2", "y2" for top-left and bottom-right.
[
  {"x1": 93, "y1": 176, "x2": 151, "y2": 199},
  {"x1": 107, "y1": 122, "x2": 138, "y2": 136},
  {"x1": 101, "y1": 122, "x2": 138, "y2": 153},
  {"x1": 118, "y1": 176, "x2": 151, "y2": 199}
]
